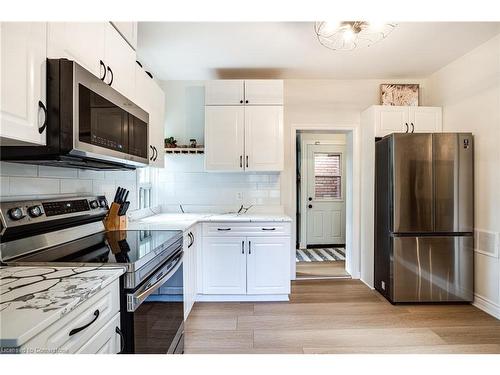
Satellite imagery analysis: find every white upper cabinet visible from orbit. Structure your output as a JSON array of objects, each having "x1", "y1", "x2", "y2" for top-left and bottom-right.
[
  {"x1": 205, "y1": 106, "x2": 245, "y2": 171},
  {"x1": 408, "y1": 106, "x2": 442, "y2": 133},
  {"x1": 0, "y1": 22, "x2": 47, "y2": 146},
  {"x1": 111, "y1": 22, "x2": 138, "y2": 50},
  {"x1": 103, "y1": 23, "x2": 136, "y2": 99},
  {"x1": 205, "y1": 80, "x2": 284, "y2": 105},
  {"x1": 204, "y1": 80, "x2": 284, "y2": 172},
  {"x1": 244, "y1": 106, "x2": 284, "y2": 171},
  {"x1": 47, "y1": 22, "x2": 106, "y2": 79},
  {"x1": 244, "y1": 80, "x2": 283, "y2": 105},
  {"x1": 205, "y1": 80, "x2": 244, "y2": 105},
  {"x1": 134, "y1": 64, "x2": 165, "y2": 168},
  {"x1": 371, "y1": 105, "x2": 442, "y2": 137}
]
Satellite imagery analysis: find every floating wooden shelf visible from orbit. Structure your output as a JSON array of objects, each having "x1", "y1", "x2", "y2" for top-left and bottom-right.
[{"x1": 165, "y1": 147, "x2": 204, "y2": 155}]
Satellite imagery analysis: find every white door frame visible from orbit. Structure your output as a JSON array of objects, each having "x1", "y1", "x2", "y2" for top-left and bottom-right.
[
  {"x1": 290, "y1": 124, "x2": 361, "y2": 280},
  {"x1": 299, "y1": 138, "x2": 347, "y2": 249}
]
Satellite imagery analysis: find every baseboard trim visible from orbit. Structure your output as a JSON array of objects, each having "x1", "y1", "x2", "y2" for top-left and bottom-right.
[
  {"x1": 360, "y1": 277, "x2": 375, "y2": 290},
  {"x1": 196, "y1": 294, "x2": 289, "y2": 302},
  {"x1": 473, "y1": 293, "x2": 500, "y2": 319}
]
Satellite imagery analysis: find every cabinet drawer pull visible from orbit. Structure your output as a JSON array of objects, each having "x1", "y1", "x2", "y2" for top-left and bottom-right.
[
  {"x1": 248, "y1": 240, "x2": 251, "y2": 254},
  {"x1": 405, "y1": 123, "x2": 409, "y2": 133},
  {"x1": 261, "y1": 228, "x2": 276, "y2": 231},
  {"x1": 149, "y1": 145, "x2": 154, "y2": 160},
  {"x1": 69, "y1": 309, "x2": 99, "y2": 336},
  {"x1": 240, "y1": 155, "x2": 243, "y2": 168},
  {"x1": 99, "y1": 60, "x2": 107, "y2": 81},
  {"x1": 410, "y1": 122, "x2": 415, "y2": 133},
  {"x1": 241, "y1": 240, "x2": 244, "y2": 254},
  {"x1": 217, "y1": 228, "x2": 231, "y2": 231},
  {"x1": 115, "y1": 326, "x2": 125, "y2": 353},
  {"x1": 38, "y1": 101, "x2": 47, "y2": 134},
  {"x1": 246, "y1": 155, "x2": 249, "y2": 168}
]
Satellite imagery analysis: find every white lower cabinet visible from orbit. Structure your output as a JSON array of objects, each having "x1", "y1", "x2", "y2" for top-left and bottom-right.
[
  {"x1": 183, "y1": 225, "x2": 199, "y2": 319},
  {"x1": 200, "y1": 222, "x2": 291, "y2": 298},
  {"x1": 246, "y1": 236, "x2": 291, "y2": 295},
  {"x1": 20, "y1": 278, "x2": 122, "y2": 354},
  {"x1": 202, "y1": 236, "x2": 247, "y2": 295}
]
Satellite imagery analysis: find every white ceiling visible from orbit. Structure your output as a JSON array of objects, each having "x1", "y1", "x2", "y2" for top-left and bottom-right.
[{"x1": 137, "y1": 22, "x2": 500, "y2": 81}]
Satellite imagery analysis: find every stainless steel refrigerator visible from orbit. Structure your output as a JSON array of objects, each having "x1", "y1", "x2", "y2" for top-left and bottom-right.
[{"x1": 375, "y1": 133, "x2": 474, "y2": 303}]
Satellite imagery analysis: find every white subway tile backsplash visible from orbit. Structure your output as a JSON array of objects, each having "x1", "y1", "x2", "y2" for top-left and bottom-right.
[
  {"x1": 0, "y1": 162, "x2": 38, "y2": 177},
  {"x1": 60, "y1": 179, "x2": 93, "y2": 194},
  {"x1": 105, "y1": 171, "x2": 137, "y2": 181},
  {"x1": 39, "y1": 166, "x2": 78, "y2": 179},
  {"x1": 77, "y1": 169, "x2": 105, "y2": 180},
  {"x1": 9, "y1": 177, "x2": 60, "y2": 196}
]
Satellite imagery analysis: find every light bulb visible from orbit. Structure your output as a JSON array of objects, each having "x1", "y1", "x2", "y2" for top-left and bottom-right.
[{"x1": 342, "y1": 28, "x2": 355, "y2": 42}]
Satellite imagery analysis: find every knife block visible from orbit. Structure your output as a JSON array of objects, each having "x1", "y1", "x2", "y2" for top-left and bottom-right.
[{"x1": 104, "y1": 202, "x2": 128, "y2": 231}]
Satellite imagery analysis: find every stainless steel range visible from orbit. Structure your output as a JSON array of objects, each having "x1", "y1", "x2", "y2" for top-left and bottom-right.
[{"x1": 0, "y1": 196, "x2": 184, "y2": 354}]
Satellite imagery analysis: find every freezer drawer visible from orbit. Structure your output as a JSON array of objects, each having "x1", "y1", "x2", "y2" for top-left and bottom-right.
[{"x1": 393, "y1": 236, "x2": 473, "y2": 302}]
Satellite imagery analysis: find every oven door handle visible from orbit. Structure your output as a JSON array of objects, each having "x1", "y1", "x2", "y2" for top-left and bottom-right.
[{"x1": 127, "y1": 252, "x2": 183, "y2": 312}]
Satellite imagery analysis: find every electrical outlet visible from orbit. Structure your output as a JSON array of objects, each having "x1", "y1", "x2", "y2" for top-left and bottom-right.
[
  {"x1": 381, "y1": 281, "x2": 386, "y2": 290},
  {"x1": 236, "y1": 192, "x2": 243, "y2": 201}
]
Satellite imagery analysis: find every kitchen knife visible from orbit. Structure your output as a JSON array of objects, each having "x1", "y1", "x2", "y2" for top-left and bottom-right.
[
  {"x1": 113, "y1": 187, "x2": 121, "y2": 203},
  {"x1": 122, "y1": 190, "x2": 129, "y2": 204},
  {"x1": 117, "y1": 188, "x2": 126, "y2": 204},
  {"x1": 119, "y1": 201, "x2": 130, "y2": 216}
]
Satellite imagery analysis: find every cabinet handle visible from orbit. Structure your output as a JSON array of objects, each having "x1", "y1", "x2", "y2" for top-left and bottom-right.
[
  {"x1": 217, "y1": 228, "x2": 231, "y2": 231},
  {"x1": 241, "y1": 240, "x2": 244, "y2": 254},
  {"x1": 411, "y1": 122, "x2": 415, "y2": 133},
  {"x1": 240, "y1": 155, "x2": 243, "y2": 168},
  {"x1": 188, "y1": 232, "x2": 194, "y2": 248},
  {"x1": 246, "y1": 155, "x2": 249, "y2": 168},
  {"x1": 145, "y1": 71, "x2": 153, "y2": 79},
  {"x1": 115, "y1": 326, "x2": 125, "y2": 353},
  {"x1": 262, "y1": 228, "x2": 276, "y2": 231},
  {"x1": 149, "y1": 145, "x2": 154, "y2": 160},
  {"x1": 240, "y1": 100, "x2": 243, "y2": 104},
  {"x1": 107, "y1": 66, "x2": 114, "y2": 86},
  {"x1": 69, "y1": 309, "x2": 99, "y2": 336},
  {"x1": 38, "y1": 101, "x2": 47, "y2": 134},
  {"x1": 99, "y1": 60, "x2": 107, "y2": 81},
  {"x1": 405, "y1": 123, "x2": 409, "y2": 133},
  {"x1": 245, "y1": 100, "x2": 249, "y2": 104},
  {"x1": 248, "y1": 240, "x2": 251, "y2": 255},
  {"x1": 153, "y1": 146, "x2": 158, "y2": 161}
]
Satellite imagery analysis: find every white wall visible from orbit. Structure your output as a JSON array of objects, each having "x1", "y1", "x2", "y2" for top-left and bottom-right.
[{"x1": 428, "y1": 33, "x2": 500, "y2": 318}]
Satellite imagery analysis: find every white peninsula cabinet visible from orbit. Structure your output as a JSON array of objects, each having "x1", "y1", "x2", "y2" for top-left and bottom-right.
[
  {"x1": 204, "y1": 80, "x2": 284, "y2": 172},
  {"x1": 199, "y1": 222, "x2": 291, "y2": 300},
  {"x1": 0, "y1": 22, "x2": 47, "y2": 146}
]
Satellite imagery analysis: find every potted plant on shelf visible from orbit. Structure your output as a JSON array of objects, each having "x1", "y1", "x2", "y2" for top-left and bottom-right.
[{"x1": 165, "y1": 137, "x2": 177, "y2": 148}]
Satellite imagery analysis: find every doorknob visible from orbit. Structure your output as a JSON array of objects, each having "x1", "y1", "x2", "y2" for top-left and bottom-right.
[
  {"x1": 308, "y1": 197, "x2": 312, "y2": 201},
  {"x1": 308, "y1": 204, "x2": 313, "y2": 209}
]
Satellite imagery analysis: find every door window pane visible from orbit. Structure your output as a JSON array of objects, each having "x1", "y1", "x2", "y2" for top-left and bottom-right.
[{"x1": 314, "y1": 153, "x2": 341, "y2": 199}]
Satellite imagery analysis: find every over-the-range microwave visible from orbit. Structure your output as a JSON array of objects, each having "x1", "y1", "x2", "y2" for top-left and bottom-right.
[{"x1": 1, "y1": 59, "x2": 149, "y2": 170}]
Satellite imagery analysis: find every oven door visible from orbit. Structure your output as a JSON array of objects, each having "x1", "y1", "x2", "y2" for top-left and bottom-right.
[
  {"x1": 71, "y1": 61, "x2": 149, "y2": 167},
  {"x1": 122, "y1": 250, "x2": 184, "y2": 354}
]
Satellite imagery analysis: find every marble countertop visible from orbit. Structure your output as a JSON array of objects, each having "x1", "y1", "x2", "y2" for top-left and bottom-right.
[
  {"x1": 127, "y1": 212, "x2": 292, "y2": 232},
  {"x1": 0, "y1": 265, "x2": 125, "y2": 348}
]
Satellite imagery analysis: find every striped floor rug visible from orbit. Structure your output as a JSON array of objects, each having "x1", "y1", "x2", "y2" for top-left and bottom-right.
[{"x1": 296, "y1": 248, "x2": 346, "y2": 262}]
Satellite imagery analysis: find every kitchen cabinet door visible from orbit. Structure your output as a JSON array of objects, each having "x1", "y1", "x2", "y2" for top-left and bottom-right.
[
  {"x1": 244, "y1": 80, "x2": 284, "y2": 105},
  {"x1": 134, "y1": 65, "x2": 165, "y2": 168},
  {"x1": 47, "y1": 22, "x2": 106, "y2": 79},
  {"x1": 408, "y1": 106, "x2": 442, "y2": 133},
  {"x1": 246, "y1": 237, "x2": 291, "y2": 295},
  {"x1": 183, "y1": 231, "x2": 193, "y2": 319},
  {"x1": 76, "y1": 313, "x2": 122, "y2": 354},
  {"x1": 202, "y1": 237, "x2": 247, "y2": 294},
  {"x1": 104, "y1": 23, "x2": 136, "y2": 99},
  {"x1": 0, "y1": 22, "x2": 47, "y2": 146},
  {"x1": 374, "y1": 105, "x2": 409, "y2": 137},
  {"x1": 205, "y1": 106, "x2": 245, "y2": 171},
  {"x1": 205, "y1": 80, "x2": 244, "y2": 105},
  {"x1": 111, "y1": 22, "x2": 138, "y2": 50},
  {"x1": 244, "y1": 106, "x2": 284, "y2": 171}
]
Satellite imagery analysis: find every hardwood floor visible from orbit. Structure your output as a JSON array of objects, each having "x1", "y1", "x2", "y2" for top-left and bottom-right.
[
  {"x1": 184, "y1": 279, "x2": 500, "y2": 354},
  {"x1": 296, "y1": 260, "x2": 350, "y2": 278}
]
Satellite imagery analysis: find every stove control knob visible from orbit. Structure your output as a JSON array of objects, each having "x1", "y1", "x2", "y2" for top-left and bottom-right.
[
  {"x1": 89, "y1": 200, "x2": 99, "y2": 209},
  {"x1": 99, "y1": 199, "x2": 107, "y2": 208},
  {"x1": 28, "y1": 205, "x2": 43, "y2": 218},
  {"x1": 8, "y1": 207, "x2": 24, "y2": 221}
]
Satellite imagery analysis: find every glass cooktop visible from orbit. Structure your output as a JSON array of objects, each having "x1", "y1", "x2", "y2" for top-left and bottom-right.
[{"x1": 10, "y1": 230, "x2": 183, "y2": 270}]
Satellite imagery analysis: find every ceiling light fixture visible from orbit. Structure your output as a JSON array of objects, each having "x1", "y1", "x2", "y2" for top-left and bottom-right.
[{"x1": 315, "y1": 21, "x2": 397, "y2": 51}]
